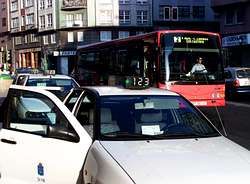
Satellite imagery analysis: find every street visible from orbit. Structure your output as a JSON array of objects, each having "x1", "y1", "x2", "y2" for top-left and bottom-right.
[
  {"x1": 199, "y1": 96, "x2": 250, "y2": 150},
  {"x1": 220, "y1": 98, "x2": 250, "y2": 150}
]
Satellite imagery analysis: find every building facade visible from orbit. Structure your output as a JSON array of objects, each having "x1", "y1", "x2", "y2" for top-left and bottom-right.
[
  {"x1": 0, "y1": 0, "x2": 12, "y2": 72},
  {"x1": 212, "y1": 0, "x2": 250, "y2": 67},
  {"x1": 1, "y1": 0, "x2": 223, "y2": 73},
  {"x1": 45, "y1": 0, "x2": 154, "y2": 75},
  {"x1": 153, "y1": 0, "x2": 219, "y2": 32},
  {"x1": 10, "y1": 0, "x2": 41, "y2": 69}
]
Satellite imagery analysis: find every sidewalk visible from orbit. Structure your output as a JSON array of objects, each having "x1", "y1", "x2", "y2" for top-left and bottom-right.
[{"x1": 0, "y1": 77, "x2": 13, "y2": 98}]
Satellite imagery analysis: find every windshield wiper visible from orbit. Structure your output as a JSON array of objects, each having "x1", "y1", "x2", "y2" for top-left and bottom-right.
[
  {"x1": 102, "y1": 131, "x2": 155, "y2": 138},
  {"x1": 163, "y1": 132, "x2": 220, "y2": 138},
  {"x1": 102, "y1": 131, "x2": 219, "y2": 139}
]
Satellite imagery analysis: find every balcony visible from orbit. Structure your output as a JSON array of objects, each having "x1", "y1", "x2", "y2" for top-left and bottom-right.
[
  {"x1": 62, "y1": 19, "x2": 87, "y2": 28},
  {"x1": 11, "y1": 27, "x2": 20, "y2": 33},
  {"x1": 211, "y1": 0, "x2": 248, "y2": 7},
  {"x1": 26, "y1": 24, "x2": 36, "y2": 30},
  {"x1": 61, "y1": 0, "x2": 87, "y2": 10}
]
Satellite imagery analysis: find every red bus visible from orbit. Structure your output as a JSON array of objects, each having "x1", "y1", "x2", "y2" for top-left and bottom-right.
[{"x1": 75, "y1": 30, "x2": 225, "y2": 107}]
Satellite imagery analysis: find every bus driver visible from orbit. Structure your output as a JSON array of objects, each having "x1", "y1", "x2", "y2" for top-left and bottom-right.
[{"x1": 190, "y1": 57, "x2": 207, "y2": 74}]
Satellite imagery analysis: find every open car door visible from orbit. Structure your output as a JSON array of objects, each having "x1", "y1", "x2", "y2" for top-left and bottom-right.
[{"x1": 0, "y1": 85, "x2": 92, "y2": 184}]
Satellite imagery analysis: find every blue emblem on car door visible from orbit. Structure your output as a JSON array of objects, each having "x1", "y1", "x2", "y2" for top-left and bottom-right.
[{"x1": 37, "y1": 163, "x2": 44, "y2": 176}]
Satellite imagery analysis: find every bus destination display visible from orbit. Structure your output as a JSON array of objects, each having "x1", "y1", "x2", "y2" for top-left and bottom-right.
[{"x1": 174, "y1": 36, "x2": 209, "y2": 44}]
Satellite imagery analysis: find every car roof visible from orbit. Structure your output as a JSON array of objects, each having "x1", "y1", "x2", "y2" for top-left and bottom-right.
[
  {"x1": 80, "y1": 86, "x2": 179, "y2": 96},
  {"x1": 26, "y1": 74, "x2": 73, "y2": 79}
]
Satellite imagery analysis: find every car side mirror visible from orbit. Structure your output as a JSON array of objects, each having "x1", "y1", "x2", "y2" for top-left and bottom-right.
[{"x1": 47, "y1": 125, "x2": 80, "y2": 142}]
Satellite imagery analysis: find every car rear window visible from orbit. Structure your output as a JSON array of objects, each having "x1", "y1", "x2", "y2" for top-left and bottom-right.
[
  {"x1": 26, "y1": 79, "x2": 74, "y2": 87},
  {"x1": 236, "y1": 69, "x2": 250, "y2": 78}
]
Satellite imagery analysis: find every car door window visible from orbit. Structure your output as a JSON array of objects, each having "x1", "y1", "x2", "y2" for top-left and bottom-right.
[
  {"x1": 7, "y1": 90, "x2": 75, "y2": 138},
  {"x1": 75, "y1": 93, "x2": 96, "y2": 137},
  {"x1": 64, "y1": 89, "x2": 84, "y2": 111}
]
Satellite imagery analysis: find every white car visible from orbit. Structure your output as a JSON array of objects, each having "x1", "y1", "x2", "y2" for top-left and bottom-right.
[
  {"x1": 13, "y1": 73, "x2": 79, "y2": 100},
  {"x1": 224, "y1": 67, "x2": 250, "y2": 99},
  {"x1": 1, "y1": 85, "x2": 250, "y2": 184}
]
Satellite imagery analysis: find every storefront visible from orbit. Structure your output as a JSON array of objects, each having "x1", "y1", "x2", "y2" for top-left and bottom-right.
[
  {"x1": 222, "y1": 33, "x2": 250, "y2": 67},
  {"x1": 49, "y1": 50, "x2": 77, "y2": 75},
  {"x1": 16, "y1": 48, "x2": 41, "y2": 69}
]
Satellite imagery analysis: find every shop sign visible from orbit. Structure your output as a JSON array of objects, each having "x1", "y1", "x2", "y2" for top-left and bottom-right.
[
  {"x1": 222, "y1": 33, "x2": 250, "y2": 47},
  {"x1": 53, "y1": 51, "x2": 76, "y2": 56}
]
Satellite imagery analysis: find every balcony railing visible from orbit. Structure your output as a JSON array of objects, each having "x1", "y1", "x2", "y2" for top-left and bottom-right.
[{"x1": 61, "y1": 0, "x2": 87, "y2": 10}]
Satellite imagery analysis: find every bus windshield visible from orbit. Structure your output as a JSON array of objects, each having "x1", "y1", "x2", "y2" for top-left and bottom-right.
[{"x1": 160, "y1": 33, "x2": 224, "y2": 84}]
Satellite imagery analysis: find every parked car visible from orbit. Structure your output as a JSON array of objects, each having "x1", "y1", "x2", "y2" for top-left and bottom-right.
[
  {"x1": 2, "y1": 85, "x2": 250, "y2": 183},
  {"x1": 13, "y1": 73, "x2": 79, "y2": 100},
  {"x1": 224, "y1": 67, "x2": 250, "y2": 99}
]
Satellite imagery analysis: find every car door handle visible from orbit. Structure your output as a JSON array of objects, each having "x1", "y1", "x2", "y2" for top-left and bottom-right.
[{"x1": 1, "y1": 138, "x2": 17, "y2": 144}]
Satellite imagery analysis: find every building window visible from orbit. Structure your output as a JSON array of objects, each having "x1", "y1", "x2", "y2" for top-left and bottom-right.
[
  {"x1": 21, "y1": 16, "x2": 25, "y2": 26},
  {"x1": 30, "y1": 34, "x2": 38, "y2": 42},
  {"x1": 225, "y1": 10, "x2": 234, "y2": 25},
  {"x1": 68, "y1": 32, "x2": 74, "y2": 42},
  {"x1": 77, "y1": 32, "x2": 84, "y2": 42},
  {"x1": 119, "y1": 0, "x2": 129, "y2": 4},
  {"x1": 40, "y1": 15, "x2": 45, "y2": 28},
  {"x1": 75, "y1": 14, "x2": 83, "y2": 26},
  {"x1": 163, "y1": 7, "x2": 170, "y2": 20},
  {"x1": 39, "y1": 0, "x2": 45, "y2": 9},
  {"x1": 178, "y1": 6, "x2": 190, "y2": 18},
  {"x1": 47, "y1": 14, "x2": 53, "y2": 27},
  {"x1": 100, "y1": 31, "x2": 112, "y2": 41},
  {"x1": 15, "y1": 37, "x2": 22, "y2": 45},
  {"x1": 26, "y1": 0, "x2": 33, "y2": 7},
  {"x1": 51, "y1": 34, "x2": 56, "y2": 43},
  {"x1": 11, "y1": 17, "x2": 19, "y2": 28},
  {"x1": 137, "y1": 10, "x2": 148, "y2": 24},
  {"x1": 26, "y1": 14, "x2": 34, "y2": 25},
  {"x1": 136, "y1": 0, "x2": 147, "y2": 4},
  {"x1": 2, "y1": 18, "x2": 6, "y2": 27},
  {"x1": 1, "y1": 2, "x2": 6, "y2": 10},
  {"x1": 118, "y1": 31, "x2": 129, "y2": 39},
  {"x1": 24, "y1": 35, "x2": 28, "y2": 43},
  {"x1": 99, "y1": 10, "x2": 112, "y2": 24},
  {"x1": 172, "y1": 7, "x2": 178, "y2": 20},
  {"x1": 43, "y1": 35, "x2": 48, "y2": 44},
  {"x1": 66, "y1": 14, "x2": 74, "y2": 27},
  {"x1": 11, "y1": 1, "x2": 18, "y2": 12},
  {"x1": 47, "y1": 0, "x2": 52, "y2": 8},
  {"x1": 119, "y1": 10, "x2": 130, "y2": 24},
  {"x1": 21, "y1": 0, "x2": 25, "y2": 8},
  {"x1": 236, "y1": 8, "x2": 244, "y2": 24},
  {"x1": 192, "y1": 6, "x2": 205, "y2": 19}
]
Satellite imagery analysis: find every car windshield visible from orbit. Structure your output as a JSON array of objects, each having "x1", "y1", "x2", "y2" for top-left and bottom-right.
[
  {"x1": 26, "y1": 78, "x2": 77, "y2": 91},
  {"x1": 100, "y1": 95, "x2": 219, "y2": 140},
  {"x1": 236, "y1": 69, "x2": 250, "y2": 78}
]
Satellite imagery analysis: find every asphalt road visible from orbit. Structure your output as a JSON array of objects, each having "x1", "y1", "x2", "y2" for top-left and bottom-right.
[{"x1": 200, "y1": 96, "x2": 250, "y2": 150}]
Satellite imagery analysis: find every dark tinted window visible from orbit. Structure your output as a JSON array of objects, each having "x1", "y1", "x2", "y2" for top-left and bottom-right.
[{"x1": 237, "y1": 69, "x2": 250, "y2": 78}]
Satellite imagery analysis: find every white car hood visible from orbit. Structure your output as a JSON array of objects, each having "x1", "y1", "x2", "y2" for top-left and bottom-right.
[{"x1": 101, "y1": 137, "x2": 250, "y2": 184}]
